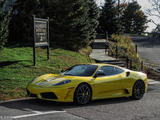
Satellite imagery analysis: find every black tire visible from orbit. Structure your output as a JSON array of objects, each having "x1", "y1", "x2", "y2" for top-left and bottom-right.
[
  {"x1": 74, "y1": 83, "x2": 92, "y2": 105},
  {"x1": 132, "y1": 80, "x2": 145, "y2": 100}
]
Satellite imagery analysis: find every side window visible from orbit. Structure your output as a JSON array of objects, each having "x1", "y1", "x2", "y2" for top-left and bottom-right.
[
  {"x1": 114, "y1": 67, "x2": 124, "y2": 74},
  {"x1": 97, "y1": 66, "x2": 124, "y2": 76}
]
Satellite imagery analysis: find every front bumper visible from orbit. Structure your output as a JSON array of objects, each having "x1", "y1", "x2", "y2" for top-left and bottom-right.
[{"x1": 27, "y1": 85, "x2": 75, "y2": 102}]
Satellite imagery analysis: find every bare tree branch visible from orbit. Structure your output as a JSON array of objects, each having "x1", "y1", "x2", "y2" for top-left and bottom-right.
[
  {"x1": 146, "y1": 0, "x2": 160, "y2": 19},
  {"x1": 150, "y1": 19, "x2": 159, "y2": 26}
]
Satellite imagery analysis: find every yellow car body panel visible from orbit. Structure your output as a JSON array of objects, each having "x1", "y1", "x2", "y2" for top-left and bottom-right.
[{"x1": 27, "y1": 64, "x2": 148, "y2": 102}]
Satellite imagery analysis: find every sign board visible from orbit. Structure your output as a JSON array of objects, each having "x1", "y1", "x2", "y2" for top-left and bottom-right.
[
  {"x1": 34, "y1": 17, "x2": 49, "y2": 47},
  {"x1": 33, "y1": 16, "x2": 50, "y2": 66}
]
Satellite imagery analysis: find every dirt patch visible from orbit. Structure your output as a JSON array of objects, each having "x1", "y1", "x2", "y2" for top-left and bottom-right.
[{"x1": 0, "y1": 88, "x2": 27, "y2": 101}]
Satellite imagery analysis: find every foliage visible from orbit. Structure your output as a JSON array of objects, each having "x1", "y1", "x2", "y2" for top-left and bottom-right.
[
  {"x1": 9, "y1": 0, "x2": 99, "y2": 51},
  {"x1": 52, "y1": 0, "x2": 100, "y2": 50},
  {"x1": 87, "y1": 0, "x2": 100, "y2": 40},
  {"x1": 9, "y1": 0, "x2": 39, "y2": 45},
  {"x1": 98, "y1": 1, "x2": 147, "y2": 35},
  {"x1": 122, "y1": 1, "x2": 147, "y2": 34},
  {"x1": 0, "y1": 47, "x2": 92, "y2": 100},
  {"x1": 118, "y1": 2, "x2": 128, "y2": 33},
  {"x1": 109, "y1": 34, "x2": 142, "y2": 70},
  {"x1": 150, "y1": 24, "x2": 160, "y2": 38},
  {"x1": 50, "y1": 0, "x2": 91, "y2": 51},
  {"x1": 98, "y1": 0, "x2": 120, "y2": 35},
  {"x1": 0, "y1": 0, "x2": 12, "y2": 50}
]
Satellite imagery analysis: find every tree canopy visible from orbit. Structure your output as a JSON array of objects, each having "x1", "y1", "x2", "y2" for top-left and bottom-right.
[
  {"x1": 98, "y1": 0, "x2": 120, "y2": 35},
  {"x1": 122, "y1": 1, "x2": 147, "y2": 34},
  {"x1": 0, "y1": 0, "x2": 12, "y2": 50},
  {"x1": 9, "y1": 0, "x2": 100, "y2": 51},
  {"x1": 98, "y1": 0, "x2": 148, "y2": 35}
]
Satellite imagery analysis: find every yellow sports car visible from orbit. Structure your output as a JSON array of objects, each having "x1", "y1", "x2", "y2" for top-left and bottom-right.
[{"x1": 27, "y1": 64, "x2": 148, "y2": 104}]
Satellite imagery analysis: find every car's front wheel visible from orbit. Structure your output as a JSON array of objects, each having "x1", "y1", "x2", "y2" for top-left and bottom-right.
[
  {"x1": 74, "y1": 83, "x2": 92, "y2": 105},
  {"x1": 132, "y1": 80, "x2": 145, "y2": 100}
]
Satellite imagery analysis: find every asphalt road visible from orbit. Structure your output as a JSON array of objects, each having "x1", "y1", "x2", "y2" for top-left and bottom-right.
[{"x1": 0, "y1": 80, "x2": 160, "y2": 120}]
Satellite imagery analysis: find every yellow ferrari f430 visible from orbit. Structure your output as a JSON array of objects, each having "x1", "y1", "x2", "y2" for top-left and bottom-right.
[{"x1": 27, "y1": 64, "x2": 148, "y2": 104}]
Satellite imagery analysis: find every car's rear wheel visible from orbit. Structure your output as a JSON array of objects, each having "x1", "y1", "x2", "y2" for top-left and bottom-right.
[
  {"x1": 74, "y1": 83, "x2": 92, "y2": 105},
  {"x1": 132, "y1": 80, "x2": 145, "y2": 100}
]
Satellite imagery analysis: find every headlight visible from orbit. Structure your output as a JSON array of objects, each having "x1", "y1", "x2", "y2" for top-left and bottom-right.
[{"x1": 53, "y1": 80, "x2": 71, "y2": 86}]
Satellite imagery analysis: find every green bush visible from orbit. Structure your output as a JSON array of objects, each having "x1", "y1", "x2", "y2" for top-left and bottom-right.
[{"x1": 109, "y1": 34, "x2": 142, "y2": 70}]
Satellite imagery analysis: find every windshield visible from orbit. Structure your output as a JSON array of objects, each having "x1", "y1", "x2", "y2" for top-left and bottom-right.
[{"x1": 62, "y1": 65, "x2": 98, "y2": 76}]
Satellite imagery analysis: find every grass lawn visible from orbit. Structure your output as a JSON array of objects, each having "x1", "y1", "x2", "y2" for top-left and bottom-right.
[{"x1": 0, "y1": 47, "x2": 92, "y2": 101}]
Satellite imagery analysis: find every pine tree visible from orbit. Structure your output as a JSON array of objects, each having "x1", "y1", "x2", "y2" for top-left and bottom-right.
[
  {"x1": 47, "y1": 0, "x2": 95, "y2": 50},
  {"x1": 98, "y1": 0, "x2": 120, "y2": 35},
  {"x1": 9, "y1": 0, "x2": 39, "y2": 45},
  {"x1": 9, "y1": 0, "x2": 100, "y2": 50},
  {"x1": 87, "y1": 0, "x2": 100, "y2": 40},
  {"x1": 122, "y1": 1, "x2": 147, "y2": 34},
  {"x1": 0, "y1": 0, "x2": 12, "y2": 50},
  {"x1": 63, "y1": 0, "x2": 91, "y2": 50},
  {"x1": 134, "y1": 10, "x2": 147, "y2": 34}
]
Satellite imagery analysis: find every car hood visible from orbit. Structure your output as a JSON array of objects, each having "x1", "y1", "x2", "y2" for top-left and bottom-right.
[{"x1": 31, "y1": 74, "x2": 90, "y2": 87}]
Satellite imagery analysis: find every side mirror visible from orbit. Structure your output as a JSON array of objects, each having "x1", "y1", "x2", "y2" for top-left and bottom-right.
[
  {"x1": 126, "y1": 71, "x2": 130, "y2": 77},
  {"x1": 94, "y1": 71, "x2": 105, "y2": 78}
]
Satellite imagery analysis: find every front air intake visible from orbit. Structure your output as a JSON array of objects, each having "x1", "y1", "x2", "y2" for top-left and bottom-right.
[{"x1": 40, "y1": 92, "x2": 58, "y2": 99}]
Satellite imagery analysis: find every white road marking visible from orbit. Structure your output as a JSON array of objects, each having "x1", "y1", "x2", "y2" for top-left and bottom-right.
[
  {"x1": 11, "y1": 110, "x2": 66, "y2": 119},
  {"x1": 148, "y1": 79, "x2": 160, "y2": 85}
]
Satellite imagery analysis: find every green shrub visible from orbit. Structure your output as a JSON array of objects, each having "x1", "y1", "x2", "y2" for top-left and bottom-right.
[{"x1": 109, "y1": 34, "x2": 142, "y2": 70}]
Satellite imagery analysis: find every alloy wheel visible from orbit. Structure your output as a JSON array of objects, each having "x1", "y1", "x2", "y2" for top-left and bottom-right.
[{"x1": 74, "y1": 83, "x2": 91, "y2": 105}]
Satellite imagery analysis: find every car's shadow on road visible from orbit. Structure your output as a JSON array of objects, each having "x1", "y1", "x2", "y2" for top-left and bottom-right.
[{"x1": 0, "y1": 97, "x2": 135, "y2": 112}]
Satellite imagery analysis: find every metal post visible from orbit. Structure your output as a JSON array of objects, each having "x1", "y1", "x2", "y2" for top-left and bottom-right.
[
  {"x1": 116, "y1": 46, "x2": 118, "y2": 59},
  {"x1": 33, "y1": 15, "x2": 36, "y2": 66},
  {"x1": 135, "y1": 44, "x2": 137, "y2": 53},
  {"x1": 47, "y1": 46, "x2": 49, "y2": 60},
  {"x1": 106, "y1": 31, "x2": 108, "y2": 41},
  {"x1": 105, "y1": 43, "x2": 107, "y2": 55},
  {"x1": 130, "y1": 59, "x2": 132, "y2": 70},
  {"x1": 141, "y1": 61, "x2": 144, "y2": 71},
  {"x1": 108, "y1": 47, "x2": 110, "y2": 56},
  {"x1": 47, "y1": 17, "x2": 50, "y2": 60},
  {"x1": 126, "y1": 57, "x2": 129, "y2": 68},
  {"x1": 105, "y1": 31, "x2": 108, "y2": 55}
]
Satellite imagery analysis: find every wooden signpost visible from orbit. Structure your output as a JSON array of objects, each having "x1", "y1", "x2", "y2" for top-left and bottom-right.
[{"x1": 33, "y1": 16, "x2": 50, "y2": 66}]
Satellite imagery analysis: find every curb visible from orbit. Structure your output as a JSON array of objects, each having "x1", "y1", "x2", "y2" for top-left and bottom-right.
[{"x1": 0, "y1": 97, "x2": 35, "y2": 104}]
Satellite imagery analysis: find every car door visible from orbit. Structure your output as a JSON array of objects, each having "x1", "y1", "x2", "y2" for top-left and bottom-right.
[{"x1": 92, "y1": 66, "x2": 124, "y2": 99}]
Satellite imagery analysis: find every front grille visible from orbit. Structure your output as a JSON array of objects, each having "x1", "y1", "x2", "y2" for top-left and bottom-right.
[{"x1": 40, "y1": 92, "x2": 58, "y2": 99}]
